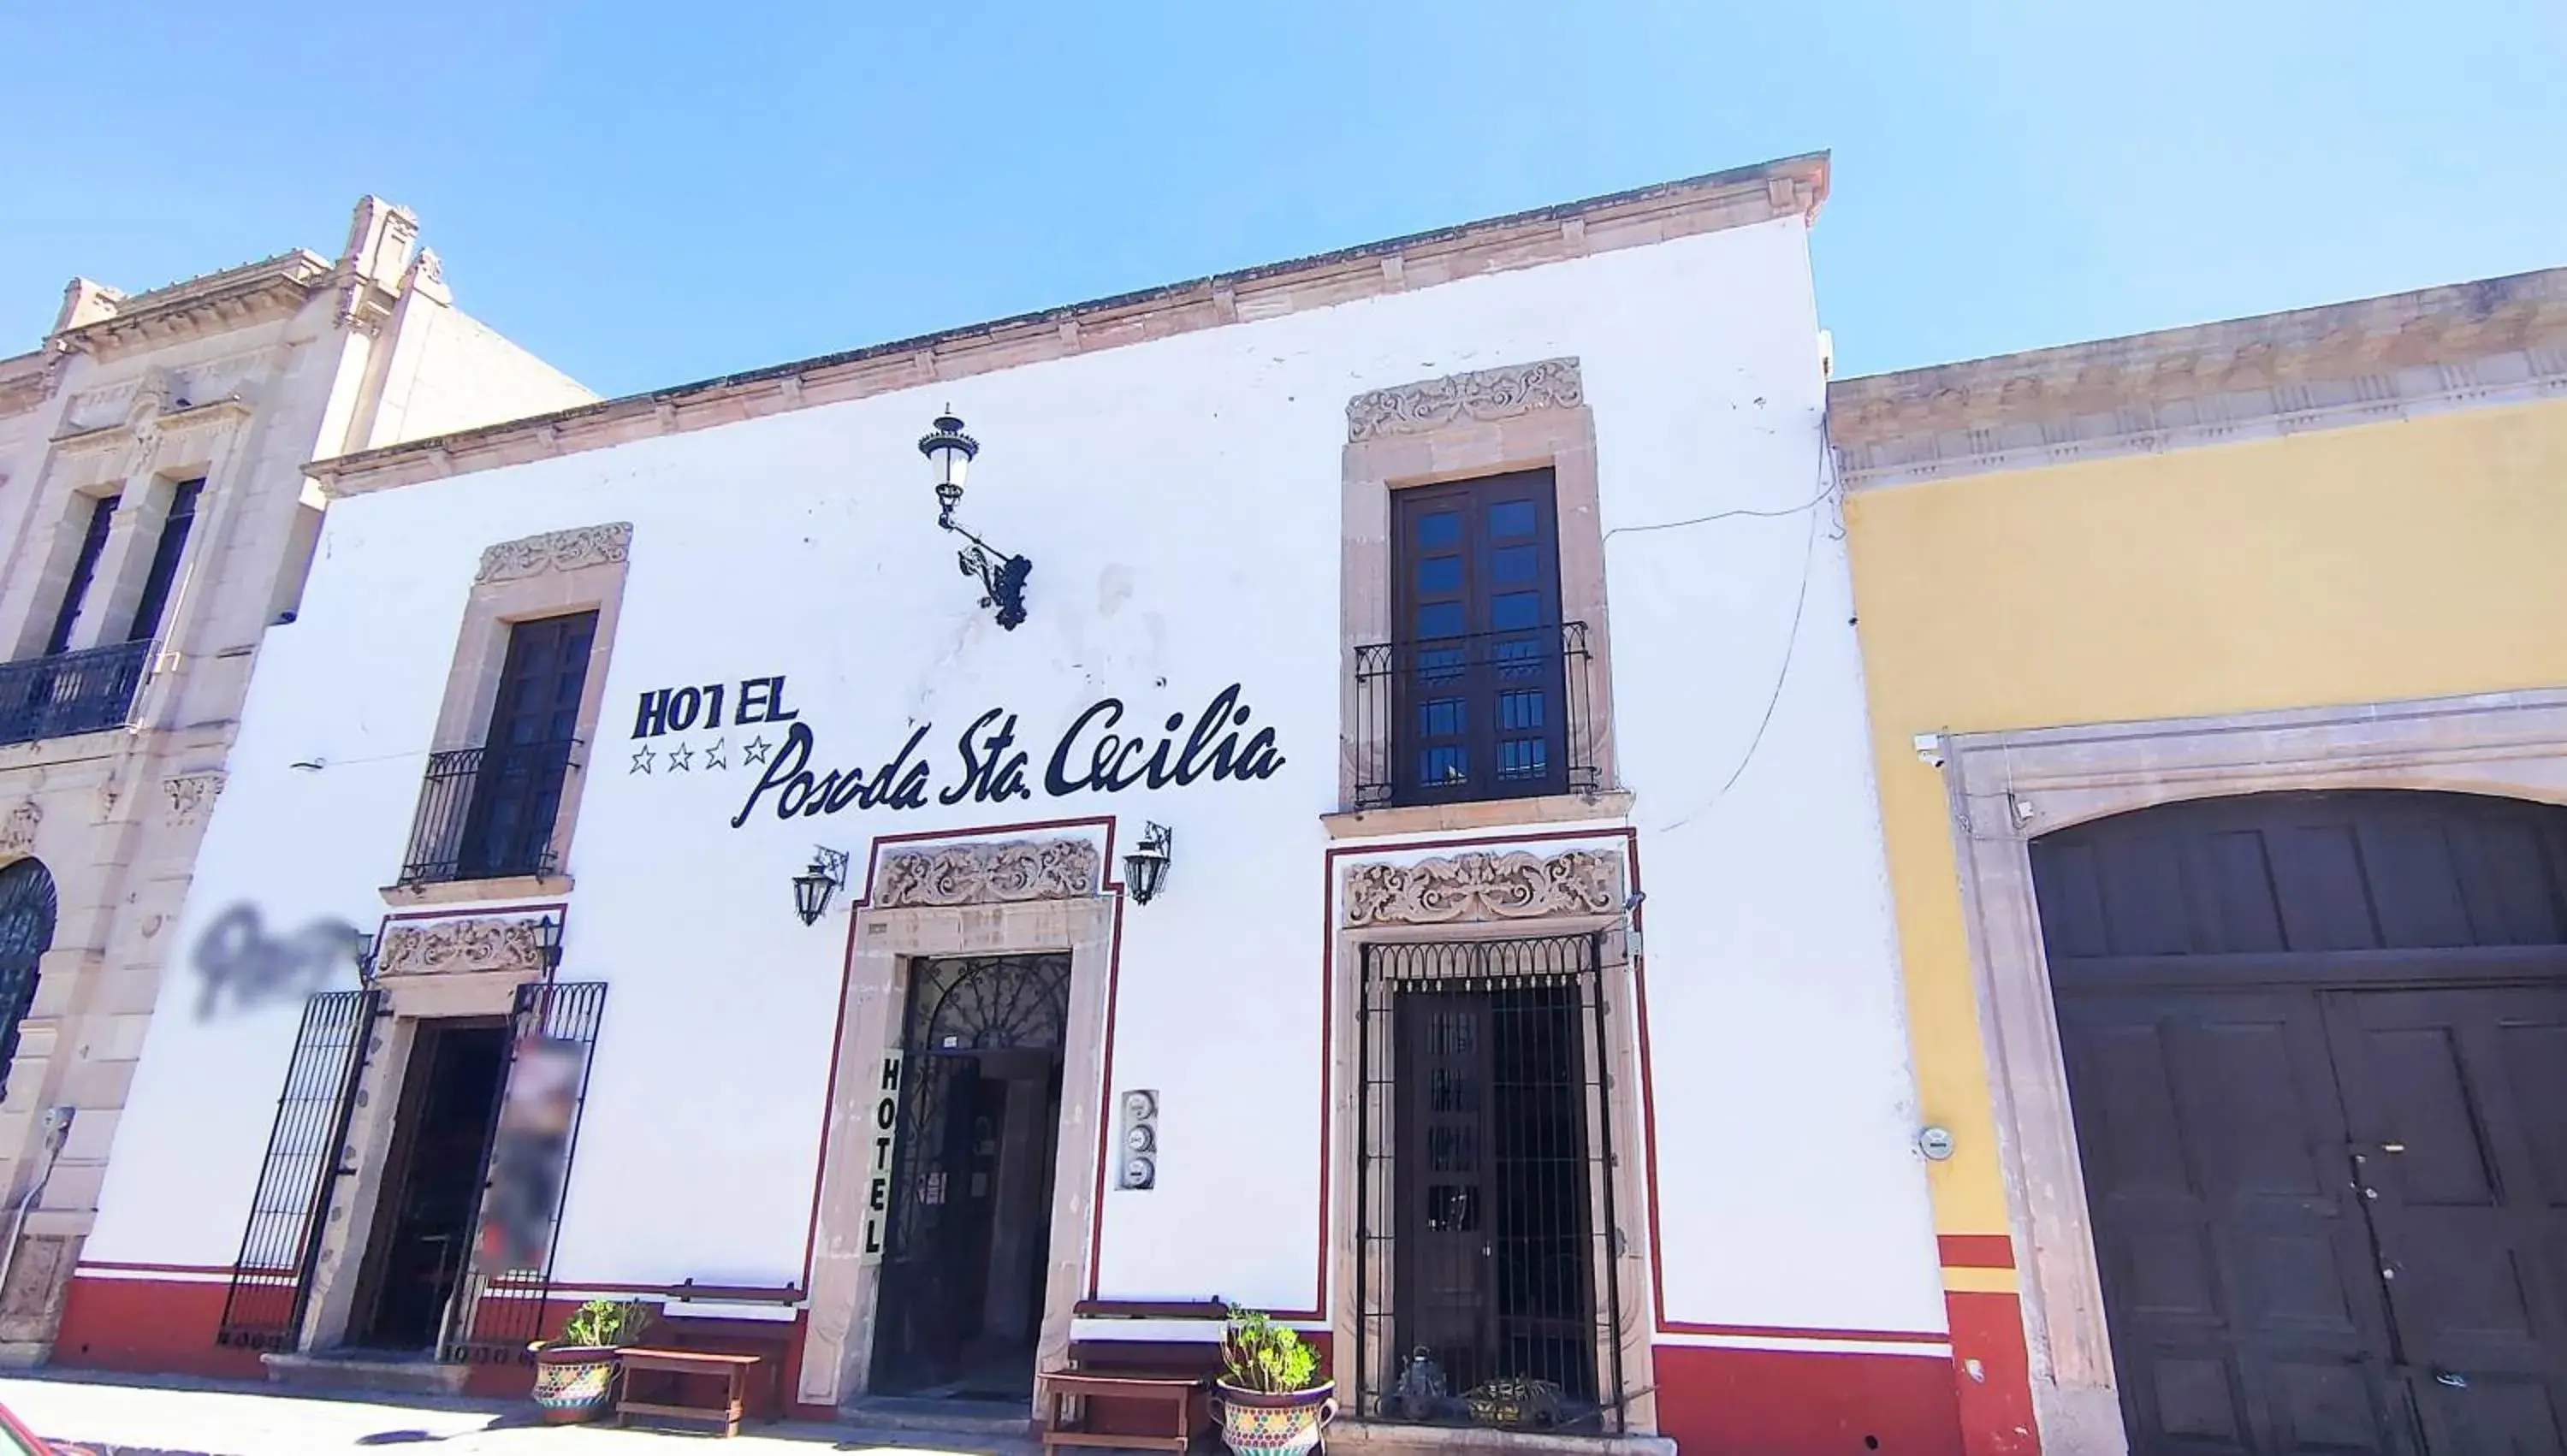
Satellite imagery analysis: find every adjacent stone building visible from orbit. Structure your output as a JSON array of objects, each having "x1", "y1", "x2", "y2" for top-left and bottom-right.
[
  {"x1": 0, "y1": 198, "x2": 590, "y2": 1361},
  {"x1": 1835, "y1": 269, "x2": 2567, "y2": 1454}
]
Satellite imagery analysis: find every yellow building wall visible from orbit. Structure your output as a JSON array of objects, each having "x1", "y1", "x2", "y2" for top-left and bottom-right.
[{"x1": 1844, "y1": 397, "x2": 2567, "y2": 1236}]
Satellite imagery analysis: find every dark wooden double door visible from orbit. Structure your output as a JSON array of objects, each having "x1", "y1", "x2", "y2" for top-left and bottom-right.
[{"x1": 2037, "y1": 791, "x2": 2567, "y2": 1453}]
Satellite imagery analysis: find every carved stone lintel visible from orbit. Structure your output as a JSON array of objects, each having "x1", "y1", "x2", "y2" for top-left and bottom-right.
[
  {"x1": 163, "y1": 771, "x2": 226, "y2": 827},
  {"x1": 1343, "y1": 849, "x2": 1621, "y2": 927},
  {"x1": 376, "y1": 914, "x2": 552, "y2": 979},
  {"x1": 475, "y1": 522, "x2": 633, "y2": 584},
  {"x1": 1346, "y1": 358, "x2": 1584, "y2": 443},
  {"x1": 875, "y1": 838, "x2": 1101, "y2": 909},
  {"x1": 0, "y1": 802, "x2": 36, "y2": 855}
]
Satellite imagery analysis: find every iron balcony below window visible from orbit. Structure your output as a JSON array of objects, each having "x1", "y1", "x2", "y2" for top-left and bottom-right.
[
  {"x1": 0, "y1": 640, "x2": 153, "y2": 748},
  {"x1": 1353, "y1": 622, "x2": 1598, "y2": 811},
  {"x1": 397, "y1": 739, "x2": 579, "y2": 885}
]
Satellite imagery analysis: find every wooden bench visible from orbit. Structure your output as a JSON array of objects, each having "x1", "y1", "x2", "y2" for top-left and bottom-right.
[
  {"x1": 1039, "y1": 1299, "x2": 1230, "y2": 1456},
  {"x1": 616, "y1": 1347, "x2": 763, "y2": 1437},
  {"x1": 623, "y1": 1280, "x2": 803, "y2": 1433}
]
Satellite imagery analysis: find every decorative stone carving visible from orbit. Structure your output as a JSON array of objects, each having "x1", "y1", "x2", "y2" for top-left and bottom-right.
[
  {"x1": 874, "y1": 838, "x2": 1101, "y2": 909},
  {"x1": 1346, "y1": 358, "x2": 1584, "y2": 442},
  {"x1": 163, "y1": 771, "x2": 225, "y2": 826},
  {"x1": 0, "y1": 802, "x2": 36, "y2": 855},
  {"x1": 1343, "y1": 849, "x2": 1620, "y2": 927},
  {"x1": 474, "y1": 522, "x2": 633, "y2": 584},
  {"x1": 376, "y1": 914, "x2": 552, "y2": 980}
]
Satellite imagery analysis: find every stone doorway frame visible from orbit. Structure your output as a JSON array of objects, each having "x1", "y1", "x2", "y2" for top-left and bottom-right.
[
  {"x1": 1324, "y1": 837, "x2": 1661, "y2": 1436},
  {"x1": 1936, "y1": 686, "x2": 2567, "y2": 1456},
  {"x1": 798, "y1": 832, "x2": 1115, "y2": 1411}
]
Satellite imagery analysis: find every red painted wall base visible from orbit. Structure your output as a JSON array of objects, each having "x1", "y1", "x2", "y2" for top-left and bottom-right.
[
  {"x1": 1944, "y1": 1291, "x2": 2041, "y2": 1456},
  {"x1": 1653, "y1": 1342, "x2": 1965, "y2": 1455}
]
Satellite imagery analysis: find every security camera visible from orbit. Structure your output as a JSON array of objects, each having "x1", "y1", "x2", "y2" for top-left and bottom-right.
[{"x1": 1913, "y1": 732, "x2": 1947, "y2": 769}]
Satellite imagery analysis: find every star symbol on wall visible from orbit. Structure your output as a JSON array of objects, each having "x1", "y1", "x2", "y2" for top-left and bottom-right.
[
  {"x1": 743, "y1": 736, "x2": 773, "y2": 766},
  {"x1": 703, "y1": 737, "x2": 729, "y2": 772},
  {"x1": 667, "y1": 743, "x2": 695, "y2": 772},
  {"x1": 629, "y1": 745, "x2": 655, "y2": 775}
]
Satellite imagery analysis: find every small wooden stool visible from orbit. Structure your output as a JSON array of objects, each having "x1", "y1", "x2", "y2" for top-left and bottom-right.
[{"x1": 616, "y1": 1347, "x2": 766, "y2": 1437}]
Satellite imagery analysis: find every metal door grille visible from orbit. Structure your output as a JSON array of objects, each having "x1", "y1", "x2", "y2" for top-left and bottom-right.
[
  {"x1": 1355, "y1": 934, "x2": 1625, "y2": 1432},
  {"x1": 438, "y1": 980, "x2": 608, "y2": 1364},
  {"x1": 217, "y1": 989, "x2": 382, "y2": 1350}
]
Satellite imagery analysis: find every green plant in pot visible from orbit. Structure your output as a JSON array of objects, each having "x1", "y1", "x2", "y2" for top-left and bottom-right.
[
  {"x1": 529, "y1": 1298, "x2": 654, "y2": 1424},
  {"x1": 1214, "y1": 1306, "x2": 1335, "y2": 1456}
]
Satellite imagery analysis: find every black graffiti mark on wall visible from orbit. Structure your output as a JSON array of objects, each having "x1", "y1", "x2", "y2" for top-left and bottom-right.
[
  {"x1": 731, "y1": 683, "x2": 1287, "y2": 827},
  {"x1": 191, "y1": 904, "x2": 359, "y2": 1021}
]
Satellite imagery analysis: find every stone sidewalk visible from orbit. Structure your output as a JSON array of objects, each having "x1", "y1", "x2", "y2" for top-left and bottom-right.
[{"x1": 0, "y1": 1373, "x2": 1013, "y2": 1456}]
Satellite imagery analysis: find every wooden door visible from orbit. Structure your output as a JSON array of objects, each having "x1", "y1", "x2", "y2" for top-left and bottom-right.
[
  {"x1": 2060, "y1": 986, "x2": 2417, "y2": 1453},
  {"x1": 1390, "y1": 471, "x2": 1566, "y2": 804},
  {"x1": 460, "y1": 611, "x2": 595, "y2": 879},
  {"x1": 2327, "y1": 987, "x2": 2567, "y2": 1453},
  {"x1": 2037, "y1": 791, "x2": 2567, "y2": 1454},
  {"x1": 1396, "y1": 991, "x2": 1501, "y2": 1391}
]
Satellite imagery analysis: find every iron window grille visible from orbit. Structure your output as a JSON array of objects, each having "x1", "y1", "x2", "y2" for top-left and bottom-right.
[
  {"x1": 397, "y1": 740, "x2": 580, "y2": 885},
  {"x1": 1352, "y1": 623, "x2": 1598, "y2": 811},
  {"x1": 1355, "y1": 934, "x2": 1628, "y2": 1434},
  {"x1": 0, "y1": 641, "x2": 153, "y2": 748}
]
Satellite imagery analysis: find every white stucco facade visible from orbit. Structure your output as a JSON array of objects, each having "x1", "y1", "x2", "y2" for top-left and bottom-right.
[{"x1": 70, "y1": 157, "x2": 1952, "y2": 1446}]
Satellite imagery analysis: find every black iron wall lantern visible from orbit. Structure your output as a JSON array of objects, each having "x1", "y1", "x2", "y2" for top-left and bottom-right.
[
  {"x1": 1123, "y1": 822, "x2": 1173, "y2": 906},
  {"x1": 919, "y1": 411, "x2": 1032, "y2": 630},
  {"x1": 534, "y1": 914, "x2": 564, "y2": 971},
  {"x1": 794, "y1": 847, "x2": 851, "y2": 926},
  {"x1": 353, "y1": 931, "x2": 378, "y2": 985}
]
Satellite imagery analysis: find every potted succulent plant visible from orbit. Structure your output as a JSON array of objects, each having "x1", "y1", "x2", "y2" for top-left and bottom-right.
[
  {"x1": 1213, "y1": 1306, "x2": 1335, "y2": 1456},
  {"x1": 529, "y1": 1298, "x2": 654, "y2": 1423}
]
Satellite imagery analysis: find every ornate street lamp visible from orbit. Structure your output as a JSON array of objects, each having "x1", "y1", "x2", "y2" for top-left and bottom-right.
[
  {"x1": 919, "y1": 411, "x2": 1032, "y2": 630},
  {"x1": 533, "y1": 914, "x2": 564, "y2": 972},
  {"x1": 794, "y1": 847, "x2": 851, "y2": 926},
  {"x1": 1122, "y1": 822, "x2": 1173, "y2": 906}
]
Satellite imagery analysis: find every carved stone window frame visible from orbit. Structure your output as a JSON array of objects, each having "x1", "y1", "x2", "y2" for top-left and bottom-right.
[
  {"x1": 797, "y1": 832, "x2": 1112, "y2": 1407},
  {"x1": 383, "y1": 524, "x2": 631, "y2": 904},
  {"x1": 1331, "y1": 359, "x2": 1629, "y2": 838},
  {"x1": 1936, "y1": 686, "x2": 2567, "y2": 1456},
  {"x1": 1324, "y1": 840, "x2": 1659, "y2": 1435}
]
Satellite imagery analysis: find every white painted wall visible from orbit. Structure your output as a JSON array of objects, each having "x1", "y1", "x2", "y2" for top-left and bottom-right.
[{"x1": 86, "y1": 212, "x2": 1946, "y2": 1341}]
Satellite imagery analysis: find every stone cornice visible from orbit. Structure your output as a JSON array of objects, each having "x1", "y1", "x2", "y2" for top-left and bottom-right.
[
  {"x1": 51, "y1": 251, "x2": 335, "y2": 358},
  {"x1": 309, "y1": 153, "x2": 1832, "y2": 499},
  {"x1": 1829, "y1": 267, "x2": 2567, "y2": 491},
  {"x1": 0, "y1": 352, "x2": 51, "y2": 418}
]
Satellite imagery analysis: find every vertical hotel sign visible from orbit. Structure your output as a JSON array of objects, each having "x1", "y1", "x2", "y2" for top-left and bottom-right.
[{"x1": 861, "y1": 1051, "x2": 903, "y2": 1264}]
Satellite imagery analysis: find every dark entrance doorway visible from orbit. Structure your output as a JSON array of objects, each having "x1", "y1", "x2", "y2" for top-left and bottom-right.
[
  {"x1": 871, "y1": 955, "x2": 1071, "y2": 1400},
  {"x1": 351, "y1": 1019, "x2": 511, "y2": 1352},
  {"x1": 1355, "y1": 936, "x2": 1623, "y2": 1431},
  {"x1": 2034, "y1": 790, "x2": 2567, "y2": 1454}
]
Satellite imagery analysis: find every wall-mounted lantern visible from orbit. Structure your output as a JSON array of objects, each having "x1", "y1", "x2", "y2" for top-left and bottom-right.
[
  {"x1": 794, "y1": 847, "x2": 851, "y2": 926},
  {"x1": 1123, "y1": 822, "x2": 1173, "y2": 906},
  {"x1": 919, "y1": 411, "x2": 1031, "y2": 630},
  {"x1": 353, "y1": 931, "x2": 378, "y2": 985},
  {"x1": 533, "y1": 914, "x2": 564, "y2": 972}
]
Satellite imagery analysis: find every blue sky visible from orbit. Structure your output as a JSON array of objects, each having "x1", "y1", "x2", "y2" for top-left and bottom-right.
[{"x1": 5, "y1": 3, "x2": 2560, "y2": 397}]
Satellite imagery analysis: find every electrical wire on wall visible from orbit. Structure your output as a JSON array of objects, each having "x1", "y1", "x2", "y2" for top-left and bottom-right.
[{"x1": 1604, "y1": 400, "x2": 1846, "y2": 835}]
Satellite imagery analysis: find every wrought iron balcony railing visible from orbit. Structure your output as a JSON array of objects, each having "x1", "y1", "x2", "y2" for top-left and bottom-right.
[
  {"x1": 1353, "y1": 622, "x2": 1599, "y2": 810},
  {"x1": 398, "y1": 739, "x2": 580, "y2": 885},
  {"x1": 0, "y1": 640, "x2": 154, "y2": 747}
]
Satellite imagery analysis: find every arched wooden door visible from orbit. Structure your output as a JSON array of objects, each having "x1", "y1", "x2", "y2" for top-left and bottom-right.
[{"x1": 2032, "y1": 790, "x2": 2567, "y2": 1455}]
